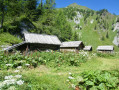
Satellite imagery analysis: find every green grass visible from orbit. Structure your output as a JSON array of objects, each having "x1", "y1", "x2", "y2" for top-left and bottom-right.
[
  {"x1": 0, "y1": 56, "x2": 119, "y2": 89},
  {"x1": 0, "y1": 33, "x2": 22, "y2": 49}
]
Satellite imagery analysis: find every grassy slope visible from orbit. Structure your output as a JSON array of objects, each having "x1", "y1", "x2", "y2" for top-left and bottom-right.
[
  {"x1": 22, "y1": 57, "x2": 119, "y2": 89},
  {"x1": 0, "y1": 33, "x2": 22, "y2": 49},
  {"x1": 67, "y1": 5, "x2": 119, "y2": 51},
  {"x1": 1, "y1": 57, "x2": 119, "y2": 89},
  {"x1": 67, "y1": 3, "x2": 90, "y2": 10}
]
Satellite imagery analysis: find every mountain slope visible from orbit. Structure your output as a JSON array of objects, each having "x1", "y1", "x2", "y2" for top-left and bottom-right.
[
  {"x1": 63, "y1": 3, "x2": 119, "y2": 51},
  {"x1": 67, "y1": 3, "x2": 90, "y2": 10}
]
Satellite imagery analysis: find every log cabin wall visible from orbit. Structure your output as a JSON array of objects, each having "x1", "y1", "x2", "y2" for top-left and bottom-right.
[
  {"x1": 60, "y1": 47, "x2": 77, "y2": 52},
  {"x1": 29, "y1": 43, "x2": 60, "y2": 51}
]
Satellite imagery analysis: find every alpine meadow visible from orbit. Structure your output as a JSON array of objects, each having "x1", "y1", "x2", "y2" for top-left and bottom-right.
[{"x1": 0, "y1": 0, "x2": 119, "y2": 90}]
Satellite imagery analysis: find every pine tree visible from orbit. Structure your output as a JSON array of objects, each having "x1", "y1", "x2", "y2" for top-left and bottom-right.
[
  {"x1": 106, "y1": 32, "x2": 109, "y2": 38},
  {"x1": 0, "y1": 0, "x2": 7, "y2": 29},
  {"x1": 71, "y1": 32, "x2": 79, "y2": 41},
  {"x1": 38, "y1": 0, "x2": 43, "y2": 10},
  {"x1": 8, "y1": 0, "x2": 22, "y2": 20},
  {"x1": 55, "y1": 10, "x2": 72, "y2": 41},
  {"x1": 44, "y1": 0, "x2": 55, "y2": 10},
  {"x1": 37, "y1": 0, "x2": 43, "y2": 15},
  {"x1": 23, "y1": 0, "x2": 38, "y2": 19}
]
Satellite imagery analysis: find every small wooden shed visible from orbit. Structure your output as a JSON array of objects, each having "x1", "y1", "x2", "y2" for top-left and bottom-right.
[
  {"x1": 83, "y1": 46, "x2": 92, "y2": 51},
  {"x1": 97, "y1": 46, "x2": 114, "y2": 53},
  {"x1": 60, "y1": 41, "x2": 84, "y2": 52},
  {"x1": 4, "y1": 42, "x2": 26, "y2": 52},
  {"x1": 5, "y1": 33, "x2": 61, "y2": 52}
]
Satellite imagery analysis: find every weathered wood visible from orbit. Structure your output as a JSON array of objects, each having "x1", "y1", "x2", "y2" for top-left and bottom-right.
[
  {"x1": 97, "y1": 46, "x2": 114, "y2": 53},
  {"x1": 60, "y1": 41, "x2": 84, "y2": 52}
]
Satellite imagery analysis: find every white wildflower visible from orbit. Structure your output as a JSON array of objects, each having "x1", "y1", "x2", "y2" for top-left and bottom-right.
[
  {"x1": 71, "y1": 84, "x2": 75, "y2": 89},
  {"x1": 69, "y1": 72, "x2": 72, "y2": 75},
  {"x1": 17, "y1": 66, "x2": 22, "y2": 69},
  {"x1": 10, "y1": 79, "x2": 16, "y2": 85},
  {"x1": 0, "y1": 82, "x2": 4, "y2": 88},
  {"x1": 20, "y1": 61, "x2": 23, "y2": 63},
  {"x1": 83, "y1": 54, "x2": 86, "y2": 56},
  {"x1": 25, "y1": 64, "x2": 30, "y2": 66},
  {"x1": 3, "y1": 79, "x2": 16, "y2": 86},
  {"x1": 14, "y1": 70, "x2": 19, "y2": 73},
  {"x1": 16, "y1": 80, "x2": 24, "y2": 85},
  {"x1": 68, "y1": 76, "x2": 74, "y2": 79},
  {"x1": 92, "y1": 53, "x2": 96, "y2": 56},
  {"x1": 8, "y1": 86, "x2": 16, "y2": 90},
  {"x1": 14, "y1": 75, "x2": 22, "y2": 79},
  {"x1": 4, "y1": 75, "x2": 13, "y2": 80},
  {"x1": 76, "y1": 76, "x2": 84, "y2": 82},
  {"x1": 6, "y1": 64, "x2": 12, "y2": 66}
]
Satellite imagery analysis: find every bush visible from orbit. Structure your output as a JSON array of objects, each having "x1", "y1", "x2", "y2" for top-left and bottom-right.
[
  {"x1": 0, "y1": 51, "x2": 37, "y2": 70},
  {"x1": 0, "y1": 51, "x2": 89, "y2": 70},
  {"x1": 31, "y1": 51, "x2": 88, "y2": 67},
  {"x1": 67, "y1": 70, "x2": 119, "y2": 90}
]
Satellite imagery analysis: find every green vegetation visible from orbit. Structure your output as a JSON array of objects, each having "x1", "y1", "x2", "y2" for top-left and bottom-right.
[
  {"x1": 0, "y1": 33, "x2": 22, "y2": 49},
  {"x1": 0, "y1": 1, "x2": 119, "y2": 90},
  {"x1": 0, "y1": 51, "x2": 119, "y2": 89},
  {"x1": 0, "y1": 0, "x2": 75, "y2": 43},
  {"x1": 0, "y1": 51, "x2": 90, "y2": 70},
  {"x1": 68, "y1": 70, "x2": 119, "y2": 90},
  {"x1": 63, "y1": 5, "x2": 118, "y2": 51}
]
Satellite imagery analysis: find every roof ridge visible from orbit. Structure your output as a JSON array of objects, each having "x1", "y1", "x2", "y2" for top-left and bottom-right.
[
  {"x1": 24, "y1": 33, "x2": 57, "y2": 37},
  {"x1": 62, "y1": 41, "x2": 82, "y2": 43}
]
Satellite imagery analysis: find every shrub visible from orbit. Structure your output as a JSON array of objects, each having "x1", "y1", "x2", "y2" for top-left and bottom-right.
[
  {"x1": 67, "y1": 70, "x2": 119, "y2": 90},
  {"x1": 31, "y1": 51, "x2": 88, "y2": 67},
  {"x1": 0, "y1": 51, "x2": 89, "y2": 70}
]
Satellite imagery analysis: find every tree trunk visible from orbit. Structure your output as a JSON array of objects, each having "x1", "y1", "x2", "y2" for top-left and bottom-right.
[
  {"x1": 0, "y1": 11, "x2": 4, "y2": 29},
  {"x1": 0, "y1": 0, "x2": 4, "y2": 29}
]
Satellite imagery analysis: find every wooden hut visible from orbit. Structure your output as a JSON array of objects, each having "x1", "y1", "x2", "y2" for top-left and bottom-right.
[
  {"x1": 60, "y1": 41, "x2": 84, "y2": 52},
  {"x1": 4, "y1": 42, "x2": 26, "y2": 52},
  {"x1": 5, "y1": 33, "x2": 61, "y2": 52},
  {"x1": 97, "y1": 46, "x2": 114, "y2": 53},
  {"x1": 83, "y1": 46, "x2": 92, "y2": 51}
]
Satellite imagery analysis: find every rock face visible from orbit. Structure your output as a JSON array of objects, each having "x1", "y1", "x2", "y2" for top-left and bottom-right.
[
  {"x1": 113, "y1": 22, "x2": 119, "y2": 46},
  {"x1": 74, "y1": 12, "x2": 82, "y2": 24},
  {"x1": 113, "y1": 36, "x2": 119, "y2": 46},
  {"x1": 74, "y1": 18, "x2": 80, "y2": 24},
  {"x1": 113, "y1": 22, "x2": 119, "y2": 32}
]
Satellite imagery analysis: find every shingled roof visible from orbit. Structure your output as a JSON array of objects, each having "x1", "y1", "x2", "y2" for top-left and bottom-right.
[
  {"x1": 83, "y1": 46, "x2": 92, "y2": 51},
  {"x1": 97, "y1": 46, "x2": 114, "y2": 51},
  {"x1": 60, "y1": 41, "x2": 83, "y2": 48},
  {"x1": 4, "y1": 42, "x2": 26, "y2": 51},
  {"x1": 24, "y1": 33, "x2": 61, "y2": 45}
]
